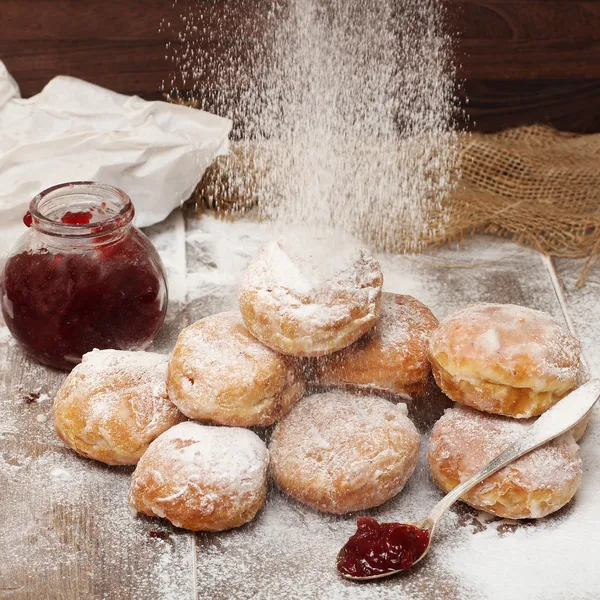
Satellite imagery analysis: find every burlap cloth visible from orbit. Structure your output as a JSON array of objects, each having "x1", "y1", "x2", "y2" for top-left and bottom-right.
[{"x1": 194, "y1": 125, "x2": 600, "y2": 286}]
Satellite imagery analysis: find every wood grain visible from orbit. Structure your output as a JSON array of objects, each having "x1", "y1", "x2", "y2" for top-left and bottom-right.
[
  {"x1": 457, "y1": 79, "x2": 600, "y2": 132},
  {"x1": 449, "y1": 1, "x2": 600, "y2": 79},
  {"x1": 2, "y1": 0, "x2": 600, "y2": 131}
]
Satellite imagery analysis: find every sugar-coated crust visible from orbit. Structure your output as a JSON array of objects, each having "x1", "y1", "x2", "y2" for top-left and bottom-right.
[
  {"x1": 313, "y1": 293, "x2": 438, "y2": 397},
  {"x1": 428, "y1": 406, "x2": 583, "y2": 519},
  {"x1": 53, "y1": 349, "x2": 184, "y2": 466},
  {"x1": 429, "y1": 303, "x2": 580, "y2": 418},
  {"x1": 238, "y1": 237, "x2": 383, "y2": 357},
  {"x1": 129, "y1": 422, "x2": 269, "y2": 532},
  {"x1": 430, "y1": 358, "x2": 566, "y2": 418},
  {"x1": 167, "y1": 312, "x2": 306, "y2": 427},
  {"x1": 269, "y1": 392, "x2": 420, "y2": 514}
]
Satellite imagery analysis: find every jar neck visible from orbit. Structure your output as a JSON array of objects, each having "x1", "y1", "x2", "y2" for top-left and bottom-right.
[{"x1": 28, "y1": 182, "x2": 135, "y2": 241}]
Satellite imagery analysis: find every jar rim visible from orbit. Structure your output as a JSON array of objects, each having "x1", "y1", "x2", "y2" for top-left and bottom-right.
[{"x1": 29, "y1": 181, "x2": 135, "y2": 238}]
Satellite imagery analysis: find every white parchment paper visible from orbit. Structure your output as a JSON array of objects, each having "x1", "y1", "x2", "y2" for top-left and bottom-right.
[{"x1": 0, "y1": 61, "x2": 231, "y2": 253}]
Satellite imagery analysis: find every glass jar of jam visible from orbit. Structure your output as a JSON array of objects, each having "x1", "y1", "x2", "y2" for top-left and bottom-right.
[{"x1": 1, "y1": 182, "x2": 168, "y2": 370}]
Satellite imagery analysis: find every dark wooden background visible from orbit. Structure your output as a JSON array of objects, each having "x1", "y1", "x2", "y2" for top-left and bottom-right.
[{"x1": 1, "y1": 0, "x2": 599, "y2": 133}]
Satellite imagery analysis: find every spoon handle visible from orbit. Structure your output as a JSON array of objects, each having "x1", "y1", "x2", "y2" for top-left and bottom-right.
[{"x1": 427, "y1": 379, "x2": 600, "y2": 527}]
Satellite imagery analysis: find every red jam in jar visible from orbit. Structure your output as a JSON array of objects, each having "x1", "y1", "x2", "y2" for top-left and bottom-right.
[
  {"x1": 1, "y1": 182, "x2": 168, "y2": 370},
  {"x1": 337, "y1": 517, "x2": 430, "y2": 578}
]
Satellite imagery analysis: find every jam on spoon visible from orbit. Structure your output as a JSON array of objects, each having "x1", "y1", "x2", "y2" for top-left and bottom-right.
[{"x1": 337, "y1": 517, "x2": 430, "y2": 578}]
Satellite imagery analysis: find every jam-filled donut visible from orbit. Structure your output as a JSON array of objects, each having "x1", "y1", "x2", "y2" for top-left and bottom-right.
[
  {"x1": 428, "y1": 405, "x2": 583, "y2": 519},
  {"x1": 53, "y1": 350, "x2": 184, "y2": 466},
  {"x1": 429, "y1": 303, "x2": 581, "y2": 418},
  {"x1": 269, "y1": 391, "x2": 420, "y2": 514},
  {"x1": 129, "y1": 422, "x2": 269, "y2": 531},
  {"x1": 167, "y1": 312, "x2": 305, "y2": 427},
  {"x1": 238, "y1": 234, "x2": 383, "y2": 357},
  {"x1": 313, "y1": 293, "x2": 438, "y2": 398}
]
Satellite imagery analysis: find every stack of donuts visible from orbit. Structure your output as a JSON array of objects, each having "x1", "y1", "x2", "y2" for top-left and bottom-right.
[
  {"x1": 427, "y1": 303, "x2": 584, "y2": 519},
  {"x1": 53, "y1": 233, "x2": 585, "y2": 534}
]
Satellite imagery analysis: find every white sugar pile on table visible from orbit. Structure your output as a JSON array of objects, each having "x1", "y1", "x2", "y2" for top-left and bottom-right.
[{"x1": 165, "y1": 0, "x2": 459, "y2": 250}]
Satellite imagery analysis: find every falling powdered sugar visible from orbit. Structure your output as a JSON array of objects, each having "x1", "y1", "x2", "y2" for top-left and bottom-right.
[{"x1": 165, "y1": 0, "x2": 460, "y2": 251}]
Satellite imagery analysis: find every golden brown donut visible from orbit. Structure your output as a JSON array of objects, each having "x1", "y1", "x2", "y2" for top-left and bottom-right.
[
  {"x1": 53, "y1": 349, "x2": 184, "y2": 466},
  {"x1": 129, "y1": 422, "x2": 269, "y2": 531},
  {"x1": 313, "y1": 293, "x2": 438, "y2": 398},
  {"x1": 269, "y1": 391, "x2": 420, "y2": 514},
  {"x1": 429, "y1": 303, "x2": 581, "y2": 418},
  {"x1": 238, "y1": 234, "x2": 383, "y2": 357},
  {"x1": 428, "y1": 405, "x2": 583, "y2": 519},
  {"x1": 167, "y1": 312, "x2": 305, "y2": 426}
]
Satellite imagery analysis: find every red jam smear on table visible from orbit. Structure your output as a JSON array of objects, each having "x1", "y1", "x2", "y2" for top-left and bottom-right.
[
  {"x1": 1, "y1": 230, "x2": 164, "y2": 370},
  {"x1": 337, "y1": 517, "x2": 430, "y2": 578}
]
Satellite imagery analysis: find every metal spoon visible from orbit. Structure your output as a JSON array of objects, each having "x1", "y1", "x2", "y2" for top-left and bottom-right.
[{"x1": 339, "y1": 378, "x2": 600, "y2": 581}]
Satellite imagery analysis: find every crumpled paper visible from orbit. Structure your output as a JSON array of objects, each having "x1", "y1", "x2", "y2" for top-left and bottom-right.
[{"x1": 0, "y1": 61, "x2": 232, "y2": 252}]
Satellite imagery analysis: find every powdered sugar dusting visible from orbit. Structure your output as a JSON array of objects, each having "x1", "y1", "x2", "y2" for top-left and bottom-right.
[
  {"x1": 167, "y1": 311, "x2": 303, "y2": 425},
  {"x1": 239, "y1": 234, "x2": 383, "y2": 355},
  {"x1": 430, "y1": 303, "x2": 581, "y2": 391},
  {"x1": 430, "y1": 405, "x2": 582, "y2": 496},
  {"x1": 155, "y1": 422, "x2": 268, "y2": 490},
  {"x1": 377, "y1": 293, "x2": 438, "y2": 351},
  {"x1": 270, "y1": 392, "x2": 420, "y2": 513},
  {"x1": 171, "y1": 311, "x2": 283, "y2": 390},
  {"x1": 129, "y1": 422, "x2": 269, "y2": 529},
  {"x1": 244, "y1": 235, "x2": 382, "y2": 317},
  {"x1": 0, "y1": 447, "x2": 193, "y2": 598},
  {"x1": 53, "y1": 349, "x2": 184, "y2": 465}
]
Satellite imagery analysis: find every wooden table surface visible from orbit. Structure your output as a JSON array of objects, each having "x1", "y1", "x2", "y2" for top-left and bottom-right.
[{"x1": 1, "y1": 208, "x2": 599, "y2": 600}]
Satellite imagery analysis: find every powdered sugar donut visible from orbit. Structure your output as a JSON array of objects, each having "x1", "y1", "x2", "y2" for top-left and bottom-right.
[
  {"x1": 239, "y1": 234, "x2": 383, "y2": 357},
  {"x1": 269, "y1": 392, "x2": 420, "y2": 514},
  {"x1": 429, "y1": 303, "x2": 581, "y2": 418},
  {"x1": 313, "y1": 293, "x2": 438, "y2": 398},
  {"x1": 53, "y1": 350, "x2": 184, "y2": 466},
  {"x1": 167, "y1": 312, "x2": 305, "y2": 426},
  {"x1": 428, "y1": 405, "x2": 583, "y2": 519},
  {"x1": 128, "y1": 422, "x2": 269, "y2": 531}
]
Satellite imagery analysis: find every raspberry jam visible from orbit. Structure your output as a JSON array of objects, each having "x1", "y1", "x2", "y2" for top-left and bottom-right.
[
  {"x1": 60, "y1": 210, "x2": 93, "y2": 225},
  {"x1": 337, "y1": 517, "x2": 430, "y2": 578},
  {"x1": 1, "y1": 183, "x2": 168, "y2": 370}
]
